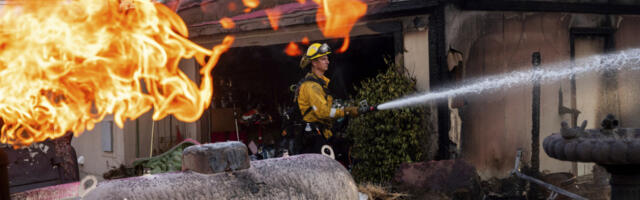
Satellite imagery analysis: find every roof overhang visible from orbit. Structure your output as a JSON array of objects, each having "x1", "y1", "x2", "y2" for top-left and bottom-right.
[
  {"x1": 179, "y1": 0, "x2": 439, "y2": 39},
  {"x1": 459, "y1": 0, "x2": 640, "y2": 15}
]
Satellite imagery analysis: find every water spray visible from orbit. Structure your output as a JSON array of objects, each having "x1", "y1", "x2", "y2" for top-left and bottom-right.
[{"x1": 376, "y1": 48, "x2": 640, "y2": 111}]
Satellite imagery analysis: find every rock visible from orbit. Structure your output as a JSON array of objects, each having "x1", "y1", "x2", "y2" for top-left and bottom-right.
[
  {"x1": 182, "y1": 141, "x2": 250, "y2": 174},
  {"x1": 393, "y1": 159, "x2": 482, "y2": 200},
  {"x1": 84, "y1": 154, "x2": 358, "y2": 200}
]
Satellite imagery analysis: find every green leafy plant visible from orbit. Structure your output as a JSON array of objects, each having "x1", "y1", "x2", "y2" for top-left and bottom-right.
[{"x1": 347, "y1": 59, "x2": 431, "y2": 183}]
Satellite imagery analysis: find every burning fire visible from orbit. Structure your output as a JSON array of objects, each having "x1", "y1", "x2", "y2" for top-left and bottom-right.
[
  {"x1": 0, "y1": 0, "x2": 234, "y2": 147},
  {"x1": 313, "y1": 0, "x2": 366, "y2": 52},
  {"x1": 301, "y1": 37, "x2": 310, "y2": 45},
  {"x1": 228, "y1": 2, "x2": 237, "y2": 11},
  {"x1": 265, "y1": 9, "x2": 282, "y2": 31},
  {"x1": 284, "y1": 42, "x2": 302, "y2": 56},
  {"x1": 220, "y1": 17, "x2": 236, "y2": 29},
  {"x1": 242, "y1": 0, "x2": 259, "y2": 13}
]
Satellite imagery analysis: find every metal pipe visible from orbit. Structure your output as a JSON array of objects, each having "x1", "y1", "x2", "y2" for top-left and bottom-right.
[
  {"x1": 233, "y1": 106, "x2": 240, "y2": 142},
  {"x1": 530, "y1": 52, "x2": 541, "y2": 199},
  {"x1": 149, "y1": 121, "x2": 155, "y2": 158},
  {"x1": 0, "y1": 148, "x2": 9, "y2": 200},
  {"x1": 136, "y1": 118, "x2": 140, "y2": 158},
  {"x1": 512, "y1": 150, "x2": 587, "y2": 200}
]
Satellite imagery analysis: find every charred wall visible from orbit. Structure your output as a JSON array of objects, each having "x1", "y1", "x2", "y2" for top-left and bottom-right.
[
  {"x1": 614, "y1": 15, "x2": 640, "y2": 128},
  {"x1": 445, "y1": 7, "x2": 640, "y2": 178},
  {"x1": 447, "y1": 9, "x2": 570, "y2": 179}
]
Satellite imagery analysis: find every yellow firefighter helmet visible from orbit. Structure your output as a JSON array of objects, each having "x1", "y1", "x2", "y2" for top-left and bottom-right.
[{"x1": 300, "y1": 43, "x2": 331, "y2": 69}]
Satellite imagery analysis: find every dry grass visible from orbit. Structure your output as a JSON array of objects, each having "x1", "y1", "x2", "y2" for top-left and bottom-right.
[{"x1": 358, "y1": 183, "x2": 408, "y2": 200}]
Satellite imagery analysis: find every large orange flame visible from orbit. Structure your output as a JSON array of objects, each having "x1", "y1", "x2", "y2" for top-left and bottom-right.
[
  {"x1": 314, "y1": 0, "x2": 366, "y2": 52},
  {"x1": 0, "y1": 0, "x2": 234, "y2": 147},
  {"x1": 284, "y1": 42, "x2": 302, "y2": 56},
  {"x1": 265, "y1": 9, "x2": 281, "y2": 31}
]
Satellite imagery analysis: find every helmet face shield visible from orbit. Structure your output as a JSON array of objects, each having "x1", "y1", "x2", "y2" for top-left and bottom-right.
[
  {"x1": 318, "y1": 43, "x2": 330, "y2": 55},
  {"x1": 306, "y1": 43, "x2": 331, "y2": 60}
]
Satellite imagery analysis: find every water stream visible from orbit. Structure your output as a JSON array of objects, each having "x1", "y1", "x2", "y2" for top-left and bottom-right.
[{"x1": 377, "y1": 48, "x2": 640, "y2": 110}]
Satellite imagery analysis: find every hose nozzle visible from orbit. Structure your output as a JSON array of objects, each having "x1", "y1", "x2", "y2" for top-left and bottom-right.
[{"x1": 358, "y1": 100, "x2": 378, "y2": 114}]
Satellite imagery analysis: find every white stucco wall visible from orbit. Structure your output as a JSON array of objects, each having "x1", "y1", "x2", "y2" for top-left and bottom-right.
[
  {"x1": 73, "y1": 58, "x2": 201, "y2": 176},
  {"x1": 71, "y1": 116, "x2": 129, "y2": 176},
  {"x1": 403, "y1": 30, "x2": 430, "y2": 92},
  {"x1": 132, "y1": 58, "x2": 200, "y2": 160},
  {"x1": 572, "y1": 37, "x2": 604, "y2": 175}
]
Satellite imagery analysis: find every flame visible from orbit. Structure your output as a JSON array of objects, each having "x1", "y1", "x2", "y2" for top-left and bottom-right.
[
  {"x1": 314, "y1": 0, "x2": 366, "y2": 52},
  {"x1": 338, "y1": 37, "x2": 349, "y2": 53},
  {"x1": 296, "y1": 0, "x2": 306, "y2": 4},
  {"x1": 242, "y1": 0, "x2": 259, "y2": 8},
  {"x1": 265, "y1": 9, "x2": 281, "y2": 31},
  {"x1": 227, "y1": 2, "x2": 237, "y2": 11},
  {"x1": 0, "y1": 0, "x2": 234, "y2": 147},
  {"x1": 242, "y1": 0, "x2": 259, "y2": 12},
  {"x1": 219, "y1": 17, "x2": 235, "y2": 29},
  {"x1": 284, "y1": 42, "x2": 302, "y2": 56},
  {"x1": 301, "y1": 36, "x2": 310, "y2": 45}
]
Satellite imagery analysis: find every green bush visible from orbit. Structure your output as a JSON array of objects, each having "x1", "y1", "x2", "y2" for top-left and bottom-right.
[{"x1": 347, "y1": 61, "x2": 430, "y2": 183}]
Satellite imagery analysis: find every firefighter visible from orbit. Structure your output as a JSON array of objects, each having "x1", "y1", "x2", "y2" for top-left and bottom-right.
[{"x1": 295, "y1": 43, "x2": 369, "y2": 154}]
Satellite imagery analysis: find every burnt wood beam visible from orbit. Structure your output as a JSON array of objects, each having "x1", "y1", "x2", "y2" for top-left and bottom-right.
[
  {"x1": 461, "y1": 0, "x2": 640, "y2": 15},
  {"x1": 570, "y1": 27, "x2": 616, "y2": 36},
  {"x1": 428, "y1": 5, "x2": 452, "y2": 160},
  {"x1": 530, "y1": 52, "x2": 542, "y2": 200},
  {"x1": 0, "y1": 149, "x2": 8, "y2": 200},
  {"x1": 570, "y1": 27, "x2": 616, "y2": 53},
  {"x1": 187, "y1": 0, "x2": 441, "y2": 38},
  {"x1": 361, "y1": 0, "x2": 441, "y2": 21}
]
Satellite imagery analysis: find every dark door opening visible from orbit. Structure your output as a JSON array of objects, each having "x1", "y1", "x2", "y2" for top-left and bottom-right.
[{"x1": 207, "y1": 33, "x2": 395, "y2": 149}]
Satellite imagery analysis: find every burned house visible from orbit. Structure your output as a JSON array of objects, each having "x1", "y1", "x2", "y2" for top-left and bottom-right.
[
  {"x1": 70, "y1": 0, "x2": 436, "y2": 178},
  {"x1": 447, "y1": 0, "x2": 640, "y2": 179},
  {"x1": 63, "y1": 0, "x2": 640, "y2": 187}
]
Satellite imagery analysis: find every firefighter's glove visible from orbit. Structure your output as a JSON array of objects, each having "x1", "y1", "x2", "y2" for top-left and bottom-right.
[{"x1": 344, "y1": 106, "x2": 359, "y2": 117}]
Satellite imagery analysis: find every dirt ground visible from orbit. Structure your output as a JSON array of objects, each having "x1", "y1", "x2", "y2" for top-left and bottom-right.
[
  {"x1": 551, "y1": 174, "x2": 610, "y2": 200},
  {"x1": 480, "y1": 172, "x2": 610, "y2": 200}
]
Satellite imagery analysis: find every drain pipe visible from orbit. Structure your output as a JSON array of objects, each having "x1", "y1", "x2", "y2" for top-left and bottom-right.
[
  {"x1": 0, "y1": 148, "x2": 9, "y2": 200},
  {"x1": 530, "y1": 52, "x2": 541, "y2": 200}
]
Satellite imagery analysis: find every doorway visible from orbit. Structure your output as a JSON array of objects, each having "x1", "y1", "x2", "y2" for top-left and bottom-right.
[{"x1": 570, "y1": 27, "x2": 616, "y2": 176}]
